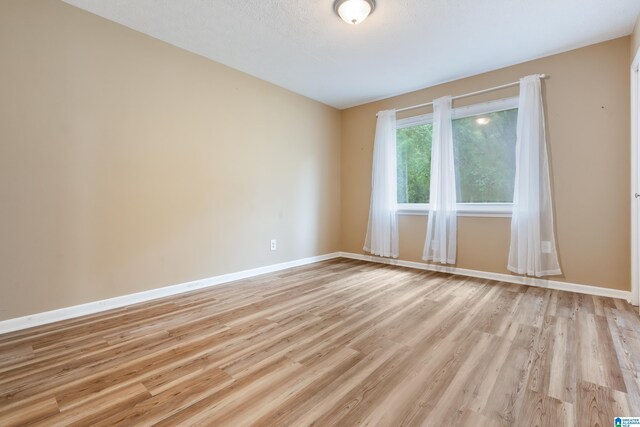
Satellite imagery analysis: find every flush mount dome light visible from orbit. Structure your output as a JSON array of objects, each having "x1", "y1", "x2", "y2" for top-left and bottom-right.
[{"x1": 334, "y1": 0, "x2": 376, "y2": 25}]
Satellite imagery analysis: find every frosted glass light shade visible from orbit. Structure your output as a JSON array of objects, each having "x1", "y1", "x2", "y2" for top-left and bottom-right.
[{"x1": 334, "y1": 0, "x2": 375, "y2": 25}]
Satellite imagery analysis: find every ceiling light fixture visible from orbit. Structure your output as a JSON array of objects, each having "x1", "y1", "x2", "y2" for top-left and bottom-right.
[
  {"x1": 476, "y1": 117, "x2": 491, "y2": 126},
  {"x1": 334, "y1": 0, "x2": 376, "y2": 25}
]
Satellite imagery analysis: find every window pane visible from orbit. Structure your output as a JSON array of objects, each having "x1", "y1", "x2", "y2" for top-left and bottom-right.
[
  {"x1": 396, "y1": 124, "x2": 432, "y2": 204},
  {"x1": 452, "y1": 109, "x2": 517, "y2": 203}
]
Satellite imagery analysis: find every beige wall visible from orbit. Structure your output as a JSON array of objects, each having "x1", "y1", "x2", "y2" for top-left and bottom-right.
[
  {"x1": 0, "y1": 0, "x2": 341, "y2": 320},
  {"x1": 0, "y1": 1, "x2": 634, "y2": 322},
  {"x1": 341, "y1": 37, "x2": 631, "y2": 291},
  {"x1": 633, "y1": 14, "x2": 640, "y2": 60}
]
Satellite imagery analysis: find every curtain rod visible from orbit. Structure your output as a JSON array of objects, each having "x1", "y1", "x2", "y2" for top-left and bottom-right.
[{"x1": 386, "y1": 74, "x2": 548, "y2": 115}]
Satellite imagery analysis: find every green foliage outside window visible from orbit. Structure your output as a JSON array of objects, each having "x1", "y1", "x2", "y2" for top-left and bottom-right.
[
  {"x1": 397, "y1": 124, "x2": 432, "y2": 204},
  {"x1": 396, "y1": 109, "x2": 517, "y2": 204}
]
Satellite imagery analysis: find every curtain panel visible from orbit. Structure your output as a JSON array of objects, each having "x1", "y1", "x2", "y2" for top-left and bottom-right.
[
  {"x1": 508, "y1": 75, "x2": 562, "y2": 277},
  {"x1": 364, "y1": 110, "x2": 400, "y2": 258},
  {"x1": 422, "y1": 96, "x2": 457, "y2": 264}
]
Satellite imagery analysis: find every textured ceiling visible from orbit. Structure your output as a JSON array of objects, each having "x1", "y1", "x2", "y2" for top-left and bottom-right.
[{"x1": 62, "y1": 0, "x2": 640, "y2": 109}]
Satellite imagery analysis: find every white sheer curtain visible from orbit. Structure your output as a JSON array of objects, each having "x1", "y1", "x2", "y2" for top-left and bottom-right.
[
  {"x1": 364, "y1": 110, "x2": 399, "y2": 258},
  {"x1": 508, "y1": 75, "x2": 562, "y2": 277},
  {"x1": 423, "y1": 96, "x2": 457, "y2": 264}
]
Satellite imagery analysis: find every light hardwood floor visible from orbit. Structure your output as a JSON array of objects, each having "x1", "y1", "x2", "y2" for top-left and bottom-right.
[{"x1": 0, "y1": 258, "x2": 639, "y2": 426}]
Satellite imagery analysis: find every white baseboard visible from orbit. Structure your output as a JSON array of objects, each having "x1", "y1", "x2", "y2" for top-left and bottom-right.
[
  {"x1": 339, "y1": 252, "x2": 633, "y2": 302},
  {"x1": 1, "y1": 251, "x2": 632, "y2": 335},
  {"x1": 0, "y1": 252, "x2": 342, "y2": 335}
]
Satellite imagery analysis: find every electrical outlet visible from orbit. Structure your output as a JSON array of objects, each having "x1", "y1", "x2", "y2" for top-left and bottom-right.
[
  {"x1": 541, "y1": 241, "x2": 551, "y2": 254},
  {"x1": 270, "y1": 239, "x2": 277, "y2": 251}
]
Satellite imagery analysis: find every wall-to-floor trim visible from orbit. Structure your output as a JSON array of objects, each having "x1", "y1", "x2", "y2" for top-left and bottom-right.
[
  {"x1": 339, "y1": 252, "x2": 633, "y2": 301},
  {"x1": 0, "y1": 252, "x2": 342, "y2": 335},
  {"x1": 1, "y1": 251, "x2": 633, "y2": 335}
]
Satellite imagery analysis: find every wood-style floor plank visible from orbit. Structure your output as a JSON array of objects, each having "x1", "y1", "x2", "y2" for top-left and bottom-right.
[{"x1": 0, "y1": 258, "x2": 639, "y2": 426}]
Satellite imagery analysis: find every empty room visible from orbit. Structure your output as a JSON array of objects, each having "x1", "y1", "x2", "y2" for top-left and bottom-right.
[{"x1": 2, "y1": 0, "x2": 640, "y2": 425}]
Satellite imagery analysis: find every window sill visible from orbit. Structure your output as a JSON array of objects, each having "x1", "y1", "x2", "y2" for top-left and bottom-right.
[{"x1": 396, "y1": 203, "x2": 512, "y2": 218}]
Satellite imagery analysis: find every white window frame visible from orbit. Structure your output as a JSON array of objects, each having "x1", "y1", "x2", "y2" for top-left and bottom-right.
[{"x1": 396, "y1": 96, "x2": 519, "y2": 217}]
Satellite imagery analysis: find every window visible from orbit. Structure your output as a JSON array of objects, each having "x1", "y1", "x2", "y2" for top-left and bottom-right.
[{"x1": 396, "y1": 97, "x2": 518, "y2": 216}]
